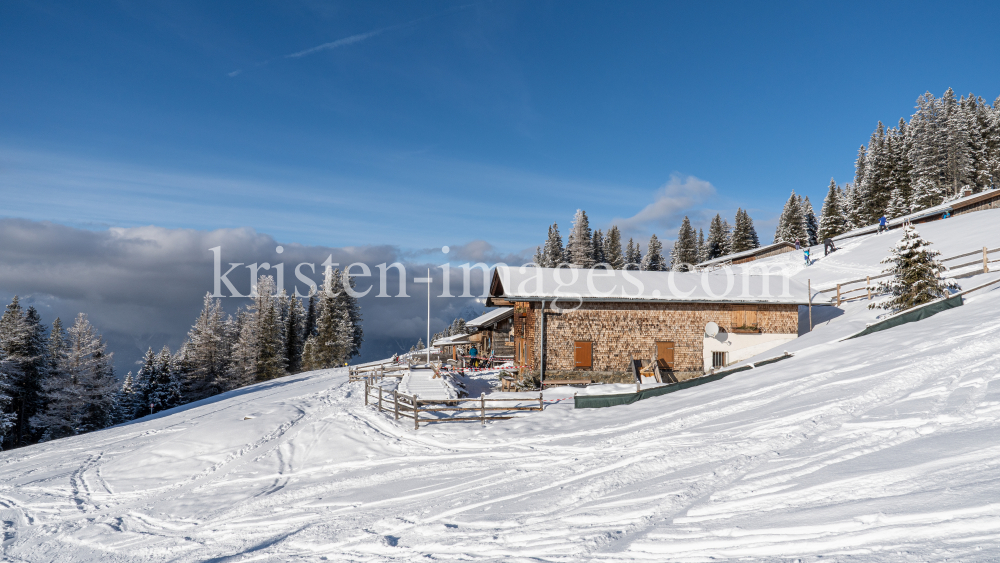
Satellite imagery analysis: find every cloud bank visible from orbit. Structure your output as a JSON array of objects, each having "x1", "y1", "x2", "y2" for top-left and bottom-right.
[{"x1": 0, "y1": 219, "x2": 500, "y2": 376}]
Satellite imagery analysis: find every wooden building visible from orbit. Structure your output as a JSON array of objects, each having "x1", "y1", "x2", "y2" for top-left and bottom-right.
[
  {"x1": 697, "y1": 241, "x2": 797, "y2": 269},
  {"x1": 835, "y1": 187, "x2": 1000, "y2": 241},
  {"x1": 487, "y1": 267, "x2": 829, "y2": 382}
]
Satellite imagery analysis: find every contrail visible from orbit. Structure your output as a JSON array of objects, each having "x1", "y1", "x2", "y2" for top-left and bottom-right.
[{"x1": 228, "y1": 3, "x2": 481, "y2": 77}]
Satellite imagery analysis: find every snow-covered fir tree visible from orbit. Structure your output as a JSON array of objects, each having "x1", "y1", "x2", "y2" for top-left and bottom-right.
[
  {"x1": 869, "y1": 224, "x2": 958, "y2": 312},
  {"x1": 302, "y1": 267, "x2": 354, "y2": 370},
  {"x1": 603, "y1": 226, "x2": 624, "y2": 269},
  {"x1": 284, "y1": 293, "x2": 307, "y2": 374},
  {"x1": 32, "y1": 314, "x2": 117, "y2": 440},
  {"x1": 182, "y1": 293, "x2": 230, "y2": 400},
  {"x1": 704, "y1": 215, "x2": 727, "y2": 260},
  {"x1": 696, "y1": 228, "x2": 707, "y2": 263},
  {"x1": 670, "y1": 217, "x2": 699, "y2": 271},
  {"x1": 541, "y1": 223, "x2": 565, "y2": 267},
  {"x1": 774, "y1": 191, "x2": 809, "y2": 244},
  {"x1": 0, "y1": 297, "x2": 48, "y2": 449},
  {"x1": 730, "y1": 208, "x2": 760, "y2": 253},
  {"x1": 114, "y1": 371, "x2": 141, "y2": 424},
  {"x1": 720, "y1": 219, "x2": 733, "y2": 256},
  {"x1": 624, "y1": 237, "x2": 641, "y2": 270},
  {"x1": 818, "y1": 179, "x2": 847, "y2": 240},
  {"x1": 567, "y1": 210, "x2": 594, "y2": 267},
  {"x1": 641, "y1": 234, "x2": 667, "y2": 271},
  {"x1": 592, "y1": 229, "x2": 606, "y2": 266},
  {"x1": 801, "y1": 196, "x2": 819, "y2": 246}
]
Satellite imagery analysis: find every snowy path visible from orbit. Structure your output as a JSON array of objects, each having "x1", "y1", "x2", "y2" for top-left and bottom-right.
[
  {"x1": 3, "y1": 211, "x2": 1000, "y2": 561},
  {"x1": 397, "y1": 367, "x2": 459, "y2": 400}
]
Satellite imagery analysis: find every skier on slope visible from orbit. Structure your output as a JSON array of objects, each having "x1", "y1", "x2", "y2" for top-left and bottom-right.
[
  {"x1": 878, "y1": 215, "x2": 887, "y2": 233},
  {"x1": 824, "y1": 238, "x2": 837, "y2": 256},
  {"x1": 804, "y1": 247, "x2": 811, "y2": 266}
]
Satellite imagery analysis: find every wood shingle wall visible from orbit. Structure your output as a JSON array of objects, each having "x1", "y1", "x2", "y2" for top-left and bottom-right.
[{"x1": 514, "y1": 301, "x2": 797, "y2": 377}]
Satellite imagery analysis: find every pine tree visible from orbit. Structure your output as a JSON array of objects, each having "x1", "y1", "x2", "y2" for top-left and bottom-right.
[
  {"x1": 567, "y1": 210, "x2": 594, "y2": 267},
  {"x1": 942, "y1": 87, "x2": 973, "y2": 198},
  {"x1": 705, "y1": 215, "x2": 727, "y2": 260},
  {"x1": 730, "y1": 208, "x2": 760, "y2": 253},
  {"x1": 284, "y1": 294, "x2": 306, "y2": 373},
  {"x1": 774, "y1": 191, "x2": 808, "y2": 244},
  {"x1": 335, "y1": 273, "x2": 364, "y2": 360},
  {"x1": 33, "y1": 314, "x2": 117, "y2": 440},
  {"x1": 0, "y1": 298, "x2": 48, "y2": 449},
  {"x1": 908, "y1": 92, "x2": 948, "y2": 210},
  {"x1": 113, "y1": 371, "x2": 140, "y2": 425},
  {"x1": 592, "y1": 229, "x2": 606, "y2": 266},
  {"x1": 696, "y1": 228, "x2": 707, "y2": 263},
  {"x1": 801, "y1": 196, "x2": 818, "y2": 246},
  {"x1": 306, "y1": 267, "x2": 354, "y2": 369},
  {"x1": 670, "y1": 217, "x2": 699, "y2": 271},
  {"x1": 542, "y1": 223, "x2": 565, "y2": 267},
  {"x1": 532, "y1": 246, "x2": 544, "y2": 267},
  {"x1": 641, "y1": 234, "x2": 667, "y2": 271},
  {"x1": 869, "y1": 225, "x2": 958, "y2": 312},
  {"x1": 818, "y1": 179, "x2": 847, "y2": 240},
  {"x1": 303, "y1": 294, "x2": 317, "y2": 341},
  {"x1": 624, "y1": 238, "x2": 641, "y2": 270},
  {"x1": 603, "y1": 226, "x2": 624, "y2": 269},
  {"x1": 182, "y1": 293, "x2": 230, "y2": 401}
]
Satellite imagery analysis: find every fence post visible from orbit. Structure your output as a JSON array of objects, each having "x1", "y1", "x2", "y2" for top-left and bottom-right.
[
  {"x1": 836, "y1": 283, "x2": 841, "y2": 306},
  {"x1": 394, "y1": 391, "x2": 399, "y2": 421},
  {"x1": 413, "y1": 395, "x2": 420, "y2": 430},
  {"x1": 539, "y1": 392, "x2": 544, "y2": 411},
  {"x1": 378, "y1": 385, "x2": 383, "y2": 412},
  {"x1": 481, "y1": 392, "x2": 486, "y2": 426},
  {"x1": 364, "y1": 376, "x2": 369, "y2": 406},
  {"x1": 866, "y1": 276, "x2": 871, "y2": 300},
  {"x1": 985, "y1": 246, "x2": 990, "y2": 274}
]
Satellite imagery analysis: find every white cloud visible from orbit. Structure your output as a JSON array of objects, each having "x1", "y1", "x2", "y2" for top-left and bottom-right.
[{"x1": 614, "y1": 174, "x2": 715, "y2": 235}]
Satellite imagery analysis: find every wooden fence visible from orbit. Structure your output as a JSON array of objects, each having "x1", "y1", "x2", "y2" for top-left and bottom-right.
[
  {"x1": 349, "y1": 363, "x2": 407, "y2": 382},
  {"x1": 363, "y1": 377, "x2": 544, "y2": 429},
  {"x1": 819, "y1": 246, "x2": 999, "y2": 306}
]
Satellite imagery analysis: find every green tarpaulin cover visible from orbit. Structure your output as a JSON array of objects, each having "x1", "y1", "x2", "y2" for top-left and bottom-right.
[{"x1": 845, "y1": 293, "x2": 964, "y2": 340}]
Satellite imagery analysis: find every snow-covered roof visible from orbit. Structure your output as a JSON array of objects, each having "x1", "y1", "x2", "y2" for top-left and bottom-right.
[
  {"x1": 697, "y1": 241, "x2": 796, "y2": 267},
  {"x1": 833, "y1": 187, "x2": 999, "y2": 242},
  {"x1": 431, "y1": 334, "x2": 474, "y2": 346},
  {"x1": 465, "y1": 307, "x2": 514, "y2": 329},
  {"x1": 491, "y1": 267, "x2": 832, "y2": 305}
]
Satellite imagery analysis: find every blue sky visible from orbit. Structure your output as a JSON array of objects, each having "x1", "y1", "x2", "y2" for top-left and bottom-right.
[{"x1": 2, "y1": 0, "x2": 999, "y2": 255}]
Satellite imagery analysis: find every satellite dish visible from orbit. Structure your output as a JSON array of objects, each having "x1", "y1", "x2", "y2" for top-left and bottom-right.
[{"x1": 705, "y1": 322, "x2": 720, "y2": 338}]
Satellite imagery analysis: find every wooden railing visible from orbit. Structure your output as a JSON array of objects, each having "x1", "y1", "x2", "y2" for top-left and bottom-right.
[
  {"x1": 363, "y1": 377, "x2": 543, "y2": 429},
  {"x1": 349, "y1": 362, "x2": 406, "y2": 381},
  {"x1": 819, "y1": 246, "x2": 999, "y2": 306}
]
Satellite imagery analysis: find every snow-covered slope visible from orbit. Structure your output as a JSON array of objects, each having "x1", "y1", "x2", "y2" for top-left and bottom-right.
[{"x1": 3, "y1": 211, "x2": 1000, "y2": 562}]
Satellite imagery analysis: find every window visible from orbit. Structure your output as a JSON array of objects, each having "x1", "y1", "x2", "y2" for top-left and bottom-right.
[
  {"x1": 574, "y1": 341, "x2": 593, "y2": 368},
  {"x1": 731, "y1": 305, "x2": 758, "y2": 329},
  {"x1": 712, "y1": 351, "x2": 728, "y2": 369},
  {"x1": 656, "y1": 341, "x2": 675, "y2": 370}
]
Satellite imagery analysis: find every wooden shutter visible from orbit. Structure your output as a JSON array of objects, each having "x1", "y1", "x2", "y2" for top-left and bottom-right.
[
  {"x1": 731, "y1": 306, "x2": 744, "y2": 328},
  {"x1": 745, "y1": 308, "x2": 758, "y2": 327},
  {"x1": 656, "y1": 341, "x2": 675, "y2": 369},
  {"x1": 574, "y1": 341, "x2": 592, "y2": 368}
]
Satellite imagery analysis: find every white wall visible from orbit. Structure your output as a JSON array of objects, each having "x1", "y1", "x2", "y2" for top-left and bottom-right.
[{"x1": 703, "y1": 332, "x2": 796, "y2": 372}]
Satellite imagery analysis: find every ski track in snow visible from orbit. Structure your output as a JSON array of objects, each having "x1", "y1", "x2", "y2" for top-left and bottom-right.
[{"x1": 3, "y1": 210, "x2": 1000, "y2": 561}]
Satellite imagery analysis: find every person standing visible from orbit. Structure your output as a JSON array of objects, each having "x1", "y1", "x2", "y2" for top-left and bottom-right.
[
  {"x1": 794, "y1": 239, "x2": 801, "y2": 250},
  {"x1": 878, "y1": 215, "x2": 887, "y2": 233},
  {"x1": 804, "y1": 247, "x2": 811, "y2": 265}
]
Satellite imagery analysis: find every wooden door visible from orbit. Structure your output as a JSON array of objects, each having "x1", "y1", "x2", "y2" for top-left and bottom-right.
[
  {"x1": 656, "y1": 341, "x2": 675, "y2": 369},
  {"x1": 574, "y1": 341, "x2": 593, "y2": 368}
]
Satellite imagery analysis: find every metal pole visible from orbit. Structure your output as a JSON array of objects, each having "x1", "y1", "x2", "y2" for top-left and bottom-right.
[
  {"x1": 808, "y1": 279, "x2": 813, "y2": 332},
  {"x1": 427, "y1": 267, "x2": 431, "y2": 365}
]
